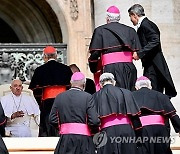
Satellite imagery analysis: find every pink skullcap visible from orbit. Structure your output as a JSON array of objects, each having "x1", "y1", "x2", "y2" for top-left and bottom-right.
[
  {"x1": 136, "y1": 76, "x2": 150, "y2": 82},
  {"x1": 107, "y1": 6, "x2": 120, "y2": 14},
  {"x1": 43, "y1": 46, "x2": 56, "y2": 54},
  {"x1": 71, "y1": 72, "x2": 85, "y2": 81}
]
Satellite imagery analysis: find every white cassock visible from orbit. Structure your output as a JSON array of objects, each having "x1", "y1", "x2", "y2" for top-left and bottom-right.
[{"x1": 0, "y1": 92, "x2": 40, "y2": 137}]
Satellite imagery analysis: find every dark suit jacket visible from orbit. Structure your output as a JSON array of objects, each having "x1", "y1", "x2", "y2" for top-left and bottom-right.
[{"x1": 137, "y1": 17, "x2": 177, "y2": 97}]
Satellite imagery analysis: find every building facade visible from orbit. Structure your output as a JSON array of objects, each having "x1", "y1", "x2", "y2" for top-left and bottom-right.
[{"x1": 0, "y1": 0, "x2": 93, "y2": 80}]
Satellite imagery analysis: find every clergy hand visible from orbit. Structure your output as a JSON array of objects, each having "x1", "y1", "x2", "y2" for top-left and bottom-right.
[
  {"x1": 11, "y1": 111, "x2": 24, "y2": 119},
  {"x1": 133, "y1": 52, "x2": 139, "y2": 60}
]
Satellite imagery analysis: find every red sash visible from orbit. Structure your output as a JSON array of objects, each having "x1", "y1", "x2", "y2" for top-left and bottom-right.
[{"x1": 42, "y1": 86, "x2": 66, "y2": 100}]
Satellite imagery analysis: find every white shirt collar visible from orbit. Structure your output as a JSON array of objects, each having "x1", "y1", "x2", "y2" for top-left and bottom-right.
[
  {"x1": 47, "y1": 58, "x2": 56, "y2": 62},
  {"x1": 137, "y1": 16, "x2": 146, "y2": 29}
]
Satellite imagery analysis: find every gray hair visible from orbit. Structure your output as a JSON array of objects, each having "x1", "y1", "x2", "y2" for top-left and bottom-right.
[
  {"x1": 70, "y1": 78, "x2": 86, "y2": 90},
  {"x1": 135, "y1": 79, "x2": 152, "y2": 89},
  {"x1": 100, "y1": 73, "x2": 115, "y2": 86},
  {"x1": 11, "y1": 78, "x2": 23, "y2": 87},
  {"x1": 43, "y1": 52, "x2": 57, "y2": 59},
  {"x1": 71, "y1": 78, "x2": 86, "y2": 84},
  {"x1": 106, "y1": 12, "x2": 120, "y2": 22},
  {"x1": 128, "y1": 4, "x2": 145, "y2": 17}
]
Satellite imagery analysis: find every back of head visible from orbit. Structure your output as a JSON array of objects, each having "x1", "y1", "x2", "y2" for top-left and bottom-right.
[
  {"x1": 69, "y1": 64, "x2": 80, "y2": 73},
  {"x1": 71, "y1": 72, "x2": 86, "y2": 89},
  {"x1": 128, "y1": 4, "x2": 145, "y2": 17},
  {"x1": 106, "y1": 5, "x2": 120, "y2": 23},
  {"x1": 135, "y1": 76, "x2": 152, "y2": 90},
  {"x1": 100, "y1": 72, "x2": 115, "y2": 87},
  {"x1": 43, "y1": 46, "x2": 57, "y2": 61}
]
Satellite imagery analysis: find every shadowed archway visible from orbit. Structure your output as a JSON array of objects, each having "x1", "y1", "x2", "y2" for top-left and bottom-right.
[{"x1": 0, "y1": 0, "x2": 62, "y2": 43}]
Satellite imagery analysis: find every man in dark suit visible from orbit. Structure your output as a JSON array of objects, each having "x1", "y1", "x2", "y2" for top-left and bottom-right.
[
  {"x1": 29, "y1": 46, "x2": 72, "y2": 136},
  {"x1": 128, "y1": 4, "x2": 177, "y2": 98}
]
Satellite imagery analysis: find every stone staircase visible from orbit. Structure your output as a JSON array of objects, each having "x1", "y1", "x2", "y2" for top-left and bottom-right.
[{"x1": 3, "y1": 136, "x2": 180, "y2": 154}]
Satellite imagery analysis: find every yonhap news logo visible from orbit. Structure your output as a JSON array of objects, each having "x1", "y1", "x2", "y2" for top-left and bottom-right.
[
  {"x1": 93, "y1": 131, "x2": 107, "y2": 148},
  {"x1": 93, "y1": 131, "x2": 176, "y2": 148}
]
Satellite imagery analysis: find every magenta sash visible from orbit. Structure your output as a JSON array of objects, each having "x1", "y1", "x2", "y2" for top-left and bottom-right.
[
  {"x1": 140, "y1": 115, "x2": 165, "y2": 126},
  {"x1": 59, "y1": 123, "x2": 91, "y2": 136},
  {"x1": 102, "y1": 52, "x2": 133, "y2": 66},
  {"x1": 101, "y1": 114, "x2": 131, "y2": 129}
]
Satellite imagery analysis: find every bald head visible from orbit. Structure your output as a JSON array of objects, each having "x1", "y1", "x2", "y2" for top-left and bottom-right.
[{"x1": 10, "y1": 79, "x2": 23, "y2": 96}]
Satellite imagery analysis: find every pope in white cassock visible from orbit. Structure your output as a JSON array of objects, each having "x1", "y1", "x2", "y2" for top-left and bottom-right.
[{"x1": 0, "y1": 79, "x2": 40, "y2": 137}]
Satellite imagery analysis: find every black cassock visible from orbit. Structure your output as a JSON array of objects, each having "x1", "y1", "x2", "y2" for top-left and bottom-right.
[
  {"x1": 85, "y1": 78, "x2": 96, "y2": 94},
  {"x1": 132, "y1": 87, "x2": 180, "y2": 154},
  {"x1": 49, "y1": 88, "x2": 100, "y2": 154},
  {"x1": 0, "y1": 102, "x2": 9, "y2": 154},
  {"x1": 137, "y1": 17, "x2": 177, "y2": 97},
  {"x1": 93, "y1": 84, "x2": 141, "y2": 154},
  {"x1": 29, "y1": 60, "x2": 72, "y2": 136},
  {"x1": 89, "y1": 22, "x2": 141, "y2": 91}
]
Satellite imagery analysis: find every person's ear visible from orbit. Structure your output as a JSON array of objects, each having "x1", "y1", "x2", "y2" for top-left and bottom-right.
[
  {"x1": 113, "y1": 81, "x2": 116, "y2": 86},
  {"x1": 54, "y1": 54, "x2": 58, "y2": 60},
  {"x1": 135, "y1": 86, "x2": 139, "y2": 90},
  {"x1": 148, "y1": 85, "x2": 152, "y2": 90},
  {"x1": 82, "y1": 83, "x2": 86, "y2": 91},
  {"x1": 100, "y1": 83, "x2": 103, "y2": 89},
  {"x1": 106, "y1": 17, "x2": 109, "y2": 23},
  {"x1": 43, "y1": 55, "x2": 48, "y2": 62}
]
